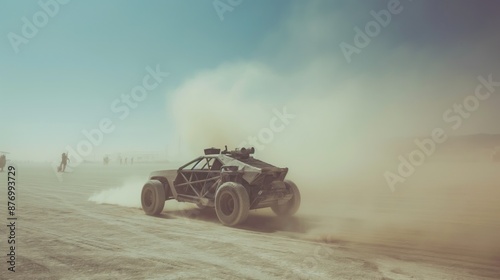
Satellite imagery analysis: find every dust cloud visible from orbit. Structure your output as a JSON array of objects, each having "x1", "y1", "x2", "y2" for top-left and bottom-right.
[
  {"x1": 88, "y1": 177, "x2": 144, "y2": 208},
  {"x1": 167, "y1": 65, "x2": 500, "y2": 260},
  {"x1": 87, "y1": 173, "x2": 203, "y2": 215}
]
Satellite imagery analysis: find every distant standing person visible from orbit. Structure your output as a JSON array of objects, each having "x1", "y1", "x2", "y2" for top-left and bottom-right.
[
  {"x1": 103, "y1": 156, "x2": 110, "y2": 165},
  {"x1": 131, "y1": 158, "x2": 134, "y2": 165},
  {"x1": 59, "y1": 153, "x2": 70, "y2": 172},
  {"x1": 0, "y1": 155, "x2": 6, "y2": 172},
  {"x1": 125, "y1": 157, "x2": 128, "y2": 165}
]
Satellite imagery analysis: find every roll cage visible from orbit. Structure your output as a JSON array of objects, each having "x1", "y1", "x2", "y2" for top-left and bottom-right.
[{"x1": 173, "y1": 156, "x2": 227, "y2": 206}]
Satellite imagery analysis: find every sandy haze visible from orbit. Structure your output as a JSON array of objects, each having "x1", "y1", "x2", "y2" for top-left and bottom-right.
[
  {"x1": 2, "y1": 0, "x2": 500, "y2": 279},
  {"x1": 0, "y1": 159, "x2": 498, "y2": 279}
]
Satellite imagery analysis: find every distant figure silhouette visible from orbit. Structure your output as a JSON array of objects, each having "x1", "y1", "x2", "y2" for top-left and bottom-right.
[
  {"x1": 131, "y1": 158, "x2": 134, "y2": 165},
  {"x1": 125, "y1": 157, "x2": 128, "y2": 165},
  {"x1": 493, "y1": 149, "x2": 500, "y2": 162},
  {"x1": 0, "y1": 155, "x2": 6, "y2": 172},
  {"x1": 59, "y1": 153, "x2": 69, "y2": 172}
]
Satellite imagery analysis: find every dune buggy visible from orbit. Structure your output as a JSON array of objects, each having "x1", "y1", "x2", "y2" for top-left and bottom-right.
[{"x1": 141, "y1": 147, "x2": 301, "y2": 226}]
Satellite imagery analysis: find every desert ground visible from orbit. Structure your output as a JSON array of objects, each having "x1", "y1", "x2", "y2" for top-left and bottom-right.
[{"x1": 0, "y1": 160, "x2": 499, "y2": 280}]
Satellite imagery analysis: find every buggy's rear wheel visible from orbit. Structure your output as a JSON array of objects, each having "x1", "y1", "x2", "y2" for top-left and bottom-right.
[
  {"x1": 141, "y1": 180, "x2": 165, "y2": 216},
  {"x1": 215, "y1": 182, "x2": 249, "y2": 226},
  {"x1": 271, "y1": 180, "x2": 301, "y2": 217}
]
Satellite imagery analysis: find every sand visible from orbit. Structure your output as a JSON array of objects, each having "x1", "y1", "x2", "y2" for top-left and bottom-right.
[{"x1": 0, "y1": 161, "x2": 498, "y2": 279}]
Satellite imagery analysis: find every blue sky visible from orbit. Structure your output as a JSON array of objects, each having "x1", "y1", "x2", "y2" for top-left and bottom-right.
[
  {"x1": 1, "y1": 0, "x2": 288, "y2": 160},
  {"x1": 1, "y1": 0, "x2": 500, "y2": 161}
]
